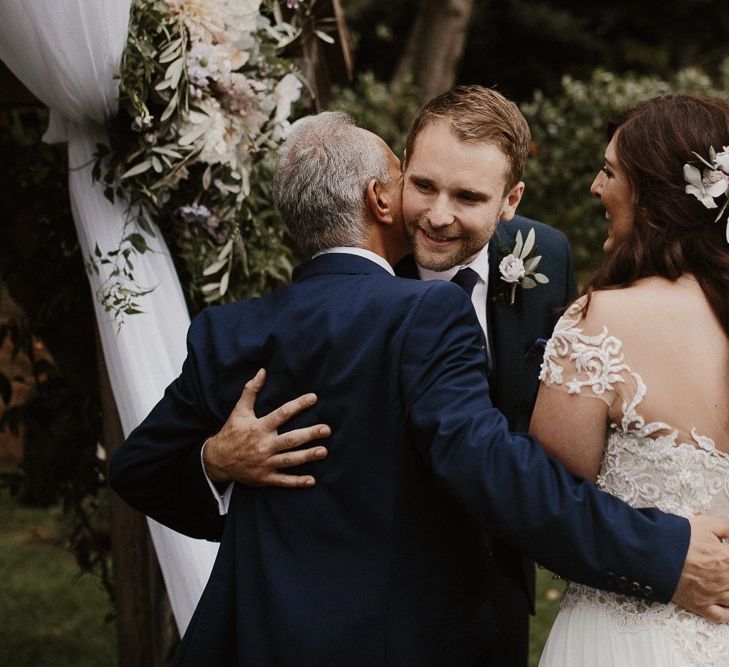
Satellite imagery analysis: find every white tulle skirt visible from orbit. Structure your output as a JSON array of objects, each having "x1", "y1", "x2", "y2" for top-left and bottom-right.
[{"x1": 539, "y1": 584, "x2": 729, "y2": 667}]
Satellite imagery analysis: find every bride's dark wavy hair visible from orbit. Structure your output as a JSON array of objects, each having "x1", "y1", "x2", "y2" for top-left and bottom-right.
[{"x1": 586, "y1": 93, "x2": 729, "y2": 338}]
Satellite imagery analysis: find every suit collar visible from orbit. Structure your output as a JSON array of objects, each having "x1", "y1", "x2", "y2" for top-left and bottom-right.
[{"x1": 293, "y1": 252, "x2": 392, "y2": 282}]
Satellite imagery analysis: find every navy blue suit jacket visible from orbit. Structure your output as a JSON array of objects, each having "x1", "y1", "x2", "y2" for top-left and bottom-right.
[{"x1": 110, "y1": 252, "x2": 688, "y2": 666}]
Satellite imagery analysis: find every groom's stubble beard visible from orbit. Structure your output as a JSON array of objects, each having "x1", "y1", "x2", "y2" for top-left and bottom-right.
[{"x1": 404, "y1": 211, "x2": 497, "y2": 272}]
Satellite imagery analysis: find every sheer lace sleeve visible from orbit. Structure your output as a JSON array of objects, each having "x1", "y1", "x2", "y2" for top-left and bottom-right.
[{"x1": 539, "y1": 299, "x2": 631, "y2": 409}]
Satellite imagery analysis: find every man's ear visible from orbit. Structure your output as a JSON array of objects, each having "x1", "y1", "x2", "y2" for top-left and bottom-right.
[
  {"x1": 498, "y1": 181, "x2": 525, "y2": 222},
  {"x1": 366, "y1": 178, "x2": 395, "y2": 224}
]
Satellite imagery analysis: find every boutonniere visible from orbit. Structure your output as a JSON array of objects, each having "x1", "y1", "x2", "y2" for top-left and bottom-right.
[{"x1": 494, "y1": 228, "x2": 549, "y2": 306}]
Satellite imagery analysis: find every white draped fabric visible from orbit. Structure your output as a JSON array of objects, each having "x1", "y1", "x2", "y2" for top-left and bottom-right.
[{"x1": 0, "y1": 0, "x2": 217, "y2": 633}]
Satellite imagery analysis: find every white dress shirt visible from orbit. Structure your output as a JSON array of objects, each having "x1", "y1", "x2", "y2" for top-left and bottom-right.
[
  {"x1": 417, "y1": 243, "x2": 492, "y2": 361},
  {"x1": 314, "y1": 246, "x2": 395, "y2": 274}
]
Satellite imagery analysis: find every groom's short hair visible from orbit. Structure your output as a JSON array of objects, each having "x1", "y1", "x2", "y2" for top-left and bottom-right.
[{"x1": 404, "y1": 85, "x2": 531, "y2": 193}]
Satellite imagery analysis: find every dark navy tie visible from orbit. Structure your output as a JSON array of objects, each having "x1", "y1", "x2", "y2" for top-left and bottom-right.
[
  {"x1": 450, "y1": 267, "x2": 480, "y2": 297},
  {"x1": 450, "y1": 268, "x2": 489, "y2": 364}
]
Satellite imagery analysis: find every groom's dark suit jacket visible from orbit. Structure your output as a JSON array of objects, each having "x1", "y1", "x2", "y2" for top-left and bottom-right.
[
  {"x1": 397, "y1": 215, "x2": 577, "y2": 665},
  {"x1": 110, "y1": 251, "x2": 687, "y2": 667}
]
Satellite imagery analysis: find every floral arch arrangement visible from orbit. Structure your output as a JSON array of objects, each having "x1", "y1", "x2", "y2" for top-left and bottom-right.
[{"x1": 94, "y1": 0, "x2": 325, "y2": 319}]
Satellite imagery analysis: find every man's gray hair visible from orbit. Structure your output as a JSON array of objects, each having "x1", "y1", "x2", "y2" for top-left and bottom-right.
[{"x1": 273, "y1": 110, "x2": 392, "y2": 257}]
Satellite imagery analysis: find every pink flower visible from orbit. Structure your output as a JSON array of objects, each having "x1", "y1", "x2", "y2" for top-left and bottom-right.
[{"x1": 499, "y1": 254, "x2": 526, "y2": 284}]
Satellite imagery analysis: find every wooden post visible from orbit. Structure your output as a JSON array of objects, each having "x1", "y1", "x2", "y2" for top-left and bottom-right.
[{"x1": 97, "y1": 333, "x2": 177, "y2": 666}]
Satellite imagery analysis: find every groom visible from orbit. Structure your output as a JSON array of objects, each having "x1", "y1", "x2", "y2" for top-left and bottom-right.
[
  {"x1": 111, "y1": 110, "x2": 729, "y2": 666},
  {"x1": 395, "y1": 85, "x2": 574, "y2": 666}
]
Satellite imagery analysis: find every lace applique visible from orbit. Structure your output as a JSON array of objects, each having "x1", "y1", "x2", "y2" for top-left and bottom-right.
[
  {"x1": 539, "y1": 304, "x2": 633, "y2": 414},
  {"x1": 541, "y1": 305, "x2": 729, "y2": 665},
  {"x1": 558, "y1": 429, "x2": 729, "y2": 665},
  {"x1": 541, "y1": 305, "x2": 673, "y2": 433},
  {"x1": 561, "y1": 429, "x2": 729, "y2": 666},
  {"x1": 597, "y1": 430, "x2": 729, "y2": 519}
]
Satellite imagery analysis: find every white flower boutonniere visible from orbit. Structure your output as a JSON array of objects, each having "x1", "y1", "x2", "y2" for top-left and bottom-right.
[{"x1": 495, "y1": 228, "x2": 549, "y2": 306}]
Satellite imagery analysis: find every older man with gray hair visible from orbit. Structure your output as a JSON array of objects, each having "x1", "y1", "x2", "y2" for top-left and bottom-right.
[
  {"x1": 110, "y1": 111, "x2": 729, "y2": 666},
  {"x1": 273, "y1": 111, "x2": 403, "y2": 256}
]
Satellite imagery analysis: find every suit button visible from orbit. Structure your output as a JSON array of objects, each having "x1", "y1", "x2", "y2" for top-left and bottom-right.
[
  {"x1": 606, "y1": 571, "x2": 617, "y2": 585},
  {"x1": 631, "y1": 581, "x2": 641, "y2": 594},
  {"x1": 618, "y1": 576, "x2": 629, "y2": 590},
  {"x1": 643, "y1": 585, "x2": 653, "y2": 598}
]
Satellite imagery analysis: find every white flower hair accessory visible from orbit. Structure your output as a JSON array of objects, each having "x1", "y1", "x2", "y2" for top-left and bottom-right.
[
  {"x1": 495, "y1": 228, "x2": 549, "y2": 306},
  {"x1": 684, "y1": 146, "x2": 729, "y2": 243}
]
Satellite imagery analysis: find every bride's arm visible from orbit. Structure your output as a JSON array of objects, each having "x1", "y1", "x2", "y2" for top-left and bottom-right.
[
  {"x1": 530, "y1": 385, "x2": 609, "y2": 482},
  {"x1": 529, "y1": 296, "x2": 619, "y2": 482}
]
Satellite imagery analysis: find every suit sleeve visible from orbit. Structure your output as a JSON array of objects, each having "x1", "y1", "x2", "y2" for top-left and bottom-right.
[
  {"x1": 399, "y1": 281, "x2": 688, "y2": 603},
  {"x1": 109, "y1": 310, "x2": 225, "y2": 541}
]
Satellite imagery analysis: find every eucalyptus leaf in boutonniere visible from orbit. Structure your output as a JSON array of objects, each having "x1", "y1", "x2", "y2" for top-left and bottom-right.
[{"x1": 494, "y1": 228, "x2": 549, "y2": 306}]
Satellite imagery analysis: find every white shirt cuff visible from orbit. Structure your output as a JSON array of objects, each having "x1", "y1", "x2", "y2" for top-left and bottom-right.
[{"x1": 200, "y1": 439, "x2": 233, "y2": 515}]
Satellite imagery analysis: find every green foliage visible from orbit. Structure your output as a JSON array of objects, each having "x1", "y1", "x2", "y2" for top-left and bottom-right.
[
  {"x1": 343, "y1": 0, "x2": 729, "y2": 103},
  {"x1": 0, "y1": 108, "x2": 110, "y2": 595},
  {"x1": 461, "y1": 0, "x2": 729, "y2": 101},
  {"x1": 167, "y1": 156, "x2": 295, "y2": 312},
  {"x1": 519, "y1": 63, "x2": 729, "y2": 280},
  {"x1": 330, "y1": 72, "x2": 420, "y2": 156},
  {"x1": 95, "y1": 0, "x2": 302, "y2": 320}
]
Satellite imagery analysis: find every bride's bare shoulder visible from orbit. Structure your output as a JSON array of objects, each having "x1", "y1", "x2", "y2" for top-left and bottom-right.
[{"x1": 566, "y1": 276, "x2": 696, "y2": 327}]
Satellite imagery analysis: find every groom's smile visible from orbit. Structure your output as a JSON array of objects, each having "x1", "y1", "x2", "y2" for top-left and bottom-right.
[{"x1": 415, "y1": 224, "x2": 462, "y2": 245}]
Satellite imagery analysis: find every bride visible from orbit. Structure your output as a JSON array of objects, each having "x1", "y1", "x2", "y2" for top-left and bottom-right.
[{"x1": 534, "y1": 93, "x2": 729, "y2": 666}]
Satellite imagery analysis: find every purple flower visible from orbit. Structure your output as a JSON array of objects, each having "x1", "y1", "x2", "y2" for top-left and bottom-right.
[
  {"x1": 179, "y1": 204, "x2": 229, "y2": 242},
  {"x1": 179, "y1": 204, "x2": 212, "y2": 224}
]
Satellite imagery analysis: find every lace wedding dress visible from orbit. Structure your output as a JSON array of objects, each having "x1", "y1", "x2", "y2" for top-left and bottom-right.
[{"x1": 537, "y1": 291, "x2": 729, "y2": 667}]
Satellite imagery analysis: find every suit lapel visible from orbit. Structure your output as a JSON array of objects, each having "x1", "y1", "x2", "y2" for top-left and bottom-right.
[
  {"x1": 489, "y1": 230, "x2": 536, "y2": 609},
  {"x1": 487, "y1": 234, "x2": 527, "y2": 428}
]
